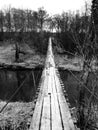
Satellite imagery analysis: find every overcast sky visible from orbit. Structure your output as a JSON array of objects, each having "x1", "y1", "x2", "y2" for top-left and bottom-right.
[{"x1": 0, "y1": 0, "x2": 91, "y2": 15}]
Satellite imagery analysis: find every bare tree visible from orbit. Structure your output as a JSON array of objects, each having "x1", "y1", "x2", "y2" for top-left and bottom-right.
[
  {"x1": 92, "y1": 0, "x2": 98, "y2": 46},
  {"x1": 37, "y1": 7, "x2": 49, "y2": 32},
  {"x1": 0, "y1": 10, "x2": 4, "y2": 32},
  {"x1": 0, "y1": 10, "x2": 4, "y2": 41},
  {"x1": 4, "y1": 7, "x2": 12, "y2": 32}
]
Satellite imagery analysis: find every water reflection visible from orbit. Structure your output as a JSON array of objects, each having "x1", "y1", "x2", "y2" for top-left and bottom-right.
[
  {"x1": 59, "y1": 70, "x2": 98, "y2": 108},
  {"x1": 0, "y1": 69, "x2": 42, "y2": 102}
]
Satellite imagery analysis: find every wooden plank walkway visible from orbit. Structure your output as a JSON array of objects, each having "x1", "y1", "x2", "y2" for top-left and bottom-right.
[{"x1": 29, "y1": 38, "x2": 76, "y2": 130}]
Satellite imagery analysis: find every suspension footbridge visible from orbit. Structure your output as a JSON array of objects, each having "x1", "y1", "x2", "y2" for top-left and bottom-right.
[{"x1": 29, "y1": 38, "x2": 76, "y2": 130}]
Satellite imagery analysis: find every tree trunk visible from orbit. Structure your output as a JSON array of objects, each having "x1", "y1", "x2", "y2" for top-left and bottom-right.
[
  {"x1": 77, "y1": 64, "x2": 89, "y2": 129},
  {"x1": 15, "y1": 42, "x2": 20, "y2": 62}
]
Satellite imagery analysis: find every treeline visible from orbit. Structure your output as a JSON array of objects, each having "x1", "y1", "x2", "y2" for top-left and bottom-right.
[
  {"x1": 52, "y1": 4, "x2": 92, "y2": 54},
  {"x1": 0, "y1": 7, "x2": 49, "y2": 34},
  {"x1": 0, "y1": 2, "x2": 95, "y2": 54},
  {"x1": 0, "y1": 7, "x2": 50, "y2": 54}
]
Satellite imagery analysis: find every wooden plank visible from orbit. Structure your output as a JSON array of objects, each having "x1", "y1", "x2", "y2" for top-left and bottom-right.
[
  {"x1": 47, "y1": 69, "x2": 52, "y2": 94},
  {"x1": 40, "y1": 95, "x2": 51, "y2": 130},
  {"x1": 29, "y1": 92, "x2": 43, "y2": 130},
  {"x1": 50, "y1": 69, "x2": 62, "y2": 130},
  {"x1": 54, "y1": 72, "x2": 75, "y2": 130},
  {"x1": 58, "y1": 92, "x2": 75, "y2": 130},
  {"x1": 29, "y1": 69, "x2": 47, "y2": 130}
]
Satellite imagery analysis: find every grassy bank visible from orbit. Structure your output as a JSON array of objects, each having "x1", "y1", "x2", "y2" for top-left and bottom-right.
[{"x1": 0, "y1": 101, "x2": 35, "y2": 130}]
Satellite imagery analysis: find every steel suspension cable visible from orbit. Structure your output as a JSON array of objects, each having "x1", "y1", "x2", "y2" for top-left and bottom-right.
[
  {"x1": 0, "y1": 71, "x2": 32, "y2": 113},
  {"x1": 68, "y1": 69, "x2": 98, "y2": 101}
]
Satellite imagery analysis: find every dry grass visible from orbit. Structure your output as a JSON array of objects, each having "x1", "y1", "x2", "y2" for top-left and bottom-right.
[
  {"x1": 0, "y1": 101, "x2": 35, "y2": 130},
  {"x1": 0, "y1": 43, "x2": 45, "y2": 66},
  {"x1": 54, "y1": 54, "x2": 83, "y2": 71}
]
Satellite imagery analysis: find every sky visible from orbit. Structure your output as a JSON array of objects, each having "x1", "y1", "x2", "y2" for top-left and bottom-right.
[{"x1": 0, "y1": 0, "x2": 91, "y2": 15}]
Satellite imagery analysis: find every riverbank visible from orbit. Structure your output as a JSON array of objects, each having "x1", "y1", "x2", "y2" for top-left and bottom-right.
[
  {"x1": 0, "y1": 44, "x2": 83, "y2": 71},
  {"x1": 0, "y1": 101, "x2": 35, "y2": 130}
]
